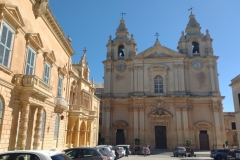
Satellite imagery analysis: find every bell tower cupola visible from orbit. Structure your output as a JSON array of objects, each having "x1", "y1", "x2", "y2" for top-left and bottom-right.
[
  {"x1": 106, "y1": 18, "x2": 137, "y2": 61},
  {"x1": 177, "y1": 13, "x2": 214, "y2": 57}
]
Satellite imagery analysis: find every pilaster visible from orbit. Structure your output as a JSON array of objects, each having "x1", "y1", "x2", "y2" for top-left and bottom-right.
[
  {"x1": 133, "y1": 106, "x2": 139, "y2": 139},
  {"x1": 33, "y1": 107, "x2": 43, "y2": 150}
]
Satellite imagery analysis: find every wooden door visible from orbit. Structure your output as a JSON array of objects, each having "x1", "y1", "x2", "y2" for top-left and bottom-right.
[
  {"x1": 199, "y1": 131, "x2": 209, "y2": 150},
  {"x1": 116, "y1": 129, "x2": 125, "y2": 145},
  {"x1": 155, "y1": 126, "x2": 167, "y2": 149}
]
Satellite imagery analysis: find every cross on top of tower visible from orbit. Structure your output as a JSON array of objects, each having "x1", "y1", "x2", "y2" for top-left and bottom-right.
[
  {"x1": 155, "y1": 32, "x2": 159, "y2": 40},
  {"x1": 188, "y1": 7, "x2": 194, "y2": 13},
  {"x1": 83, "y1": 47, "x2": 87, "y2": 54},
  {"x1": 120, "y1": 13, "x2": 126, "y2": 19}
]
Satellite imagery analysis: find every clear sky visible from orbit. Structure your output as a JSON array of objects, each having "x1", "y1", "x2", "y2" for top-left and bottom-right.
[{"x1": 49, "y1": 0, "x2": 240, "y2": 112}]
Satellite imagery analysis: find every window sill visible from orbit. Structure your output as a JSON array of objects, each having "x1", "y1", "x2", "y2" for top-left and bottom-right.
[{"x1": 0, "y1": 65, "x2": 14, "y2": 76}]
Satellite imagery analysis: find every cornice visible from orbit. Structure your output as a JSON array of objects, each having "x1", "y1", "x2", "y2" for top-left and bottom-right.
[
  {"x1": 0, "y1": 77, "x2": 14, "y2": 89},
  {"x1": 41, "y1": 7, "x2": 74, "y2": 57},
  {"x1": 230, "y1": 74, "x2": 240, "y2": 87}
]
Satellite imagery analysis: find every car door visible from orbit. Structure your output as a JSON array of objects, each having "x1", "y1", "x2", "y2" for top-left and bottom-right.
[{"x1": 74, "y1": 149, "x2": 95, "y2": 160}]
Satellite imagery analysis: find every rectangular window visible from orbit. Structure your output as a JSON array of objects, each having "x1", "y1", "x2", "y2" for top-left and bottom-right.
[
  {"x1": 44, "y1": 63, "x2": 51, "y2": 84},
  {"x1": 232, "y1": 122, "x2": 236, "y2": 130},
  {"x1": 25, "y1": 47, "x2": 36, "y2": 75},
  {"x1": 0, "y1": 23, "x2": 14, "y2": 68},
  {"x1": 57, "y1": 76, "x2": 63, "y2": 97}
]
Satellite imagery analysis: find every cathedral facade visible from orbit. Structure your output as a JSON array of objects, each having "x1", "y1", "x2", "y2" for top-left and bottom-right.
[{"x1": 100, "y1": 14, "x2": 226, "y2": 150}]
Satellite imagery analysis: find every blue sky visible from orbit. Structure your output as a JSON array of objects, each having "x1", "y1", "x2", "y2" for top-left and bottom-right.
[{"x1": 49, "y1": 0, "x2": 240, "y2": 112}]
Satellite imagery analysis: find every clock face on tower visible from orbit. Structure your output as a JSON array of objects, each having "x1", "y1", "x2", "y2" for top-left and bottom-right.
[
  {"x1": 116, "y1": 63, "x2": 126, "y2": 72},
  {"x1": 192, "y1": 60, "x2": 203, "y2": 69}
]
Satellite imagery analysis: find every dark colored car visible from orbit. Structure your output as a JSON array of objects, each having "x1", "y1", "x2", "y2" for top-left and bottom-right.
[
  {"x1": 210, "y1": 149, "x2": 231, "y2": 160},
  {"x1": 63, "y1": 147, "x2": 110, "y2": 160},
  {"x1": 173, "y1": 147, "x2": 187, "y2": 157},
  {"x1": 112, "y1": 146, "x2": 124, "y2": 159}
]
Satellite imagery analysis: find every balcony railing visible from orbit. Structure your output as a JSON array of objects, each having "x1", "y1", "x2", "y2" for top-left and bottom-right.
[
  {"x1": 13, "y1": 74, "x2": 52, "y2": 98},
  {"x1": 69, "y1": 104, "x2": 97, "y2": 117},
  {"x1": 55, "y1": 97, "x2": 68, "y2": 110}
]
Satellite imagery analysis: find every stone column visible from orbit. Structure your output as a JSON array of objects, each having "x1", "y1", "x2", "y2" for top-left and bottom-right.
[
  {"x1": 129, "y1": 67, "x2": 134, "y2": 92},
  {"x1": 208, "y1": 64, "x2": 216, "y2": 92},
  {"x1": 17, "y1": 102, "x2": 30, "y2": 150},
  {"x1": 173, "y1": 65, "x2": 179, "y2": 91},
  {"x1": 179, "y1": 65, "x2": 185, "y2": 92},
  {"x1": 138, "y1": 66, "x2": 144, "y2": 92},
  {"x1": 175, "y1": 106, "x2": 182, "y2": 145},
  {"x1": 139, "y1": 106, "x2": 145, "y2": 144},
  {"x1": 105, "y1": 106, "x2": 111, "y2": 144},
  {"x1": 133, "y1": 67, "x2": 138, "y2": 92},
  {"x1": 182, "y1": 106, "x2": 189, "y2": 141},
  {"x1": 33, "y1": 108, "x2": 43, "y2": 149},
  {"x1": 133, "y1": 106, "x2": 139, "y2": 139},
  {"x1": 211, "y1": 106, "x2": 222, "y2": 148},
  {"x1": 128, "y1": 106, "x2": 134, "y2": 145}
]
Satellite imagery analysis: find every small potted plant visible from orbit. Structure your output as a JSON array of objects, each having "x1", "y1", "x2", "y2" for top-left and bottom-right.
[{"x1": 185, "y1": 140, "x2": 191, "y2": 153}]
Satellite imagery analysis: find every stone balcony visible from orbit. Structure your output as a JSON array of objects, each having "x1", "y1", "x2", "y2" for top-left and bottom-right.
[
  {"x1": 54, "y1": 97, "x2": 69, "y2": 112},
  {"x1": 13, "y1": 74, "x2": 52, "y2": 99},
  {"x1": 69, "y1": 104, "x2": 97, "y2": 118}
]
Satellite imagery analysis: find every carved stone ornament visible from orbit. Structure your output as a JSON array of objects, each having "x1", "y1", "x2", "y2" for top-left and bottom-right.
[{"x1": 33, "y1": 0, "x2": 49, "y2": 18}]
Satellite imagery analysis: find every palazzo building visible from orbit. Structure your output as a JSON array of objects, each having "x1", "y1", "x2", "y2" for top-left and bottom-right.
[
  {"x1": 100, "y1": 14, "x2": 226, "y2": 150},
  {"x1": 0, "y1": 0, "x2": 99, "y2": 152}
]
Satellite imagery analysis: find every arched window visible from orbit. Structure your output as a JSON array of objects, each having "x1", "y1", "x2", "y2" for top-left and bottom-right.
[
  {"x1": 54, "y1": 115, "x2": 59, "y2": 139},
  {"x1": 40, "y1": 110, "x2": 46, "y2": 139},
  {"x1": 154, "y1": 75, "x2": 163, "y2": 93},
  {"x1": 192, "y1": 42, "x2": 199, "y2": 53},
  {"x1": 118, "y1": 45, "x2": 124, "y2": 57},
  {"x1": 0, "y1": 98, "x2": 3, "y2": 124}
]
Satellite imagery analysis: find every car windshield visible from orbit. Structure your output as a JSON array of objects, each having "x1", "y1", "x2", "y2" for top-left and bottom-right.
[
  {"x1": 51, "y1": 154, "x2": 72, "y2": 160},
  {"x1": 178, "y1": 148, "x2": 185, "y2": 150},
  {"x1": 99, "y1": 149, "x2": 108, "y2": 156}
]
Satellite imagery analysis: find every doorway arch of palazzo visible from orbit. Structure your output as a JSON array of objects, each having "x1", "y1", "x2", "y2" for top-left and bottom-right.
[
  {"x1": 148, "y1": 106, "x2": 173, "y2": 149},
  {"x1": 112, "y1": 120, "x2": 129, "y2": 145},
  {"x1": 80, "y1": 121, "x2": 87, "y2": 146},
  {"x1": 194, "y1": 122, "x2": 212, "y2": 150}
]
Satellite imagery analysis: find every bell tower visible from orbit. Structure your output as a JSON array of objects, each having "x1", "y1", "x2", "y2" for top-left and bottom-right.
[
  {"x1": 106, "y1": 18, "x2": 137, "y2": 61},
  {"x1": 177, "y1": 13, "x2": 214, "y2": 57}
]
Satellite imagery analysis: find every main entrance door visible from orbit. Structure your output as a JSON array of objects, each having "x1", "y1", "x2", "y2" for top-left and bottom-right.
[
  {"x1": 155, "y1": 126, "x2": 167, "y2": 149},
  {"x1": 199, "y1": 130, "x2": 209, "y2": 150},
  {"x1": 116, "y1": 129, "x2": 125, "y2": 145}
]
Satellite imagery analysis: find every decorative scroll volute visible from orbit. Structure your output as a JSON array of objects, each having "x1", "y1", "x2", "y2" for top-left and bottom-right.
[{"x1": 33, "y1": 0, "x2": 49, "y2": 18}]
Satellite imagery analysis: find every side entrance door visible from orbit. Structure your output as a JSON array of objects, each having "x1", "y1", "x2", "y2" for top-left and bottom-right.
[
  {"x1": 155, "y1": 126, "x2": 167, "y2": 149},
  {"x1": 199, "y1": 130, "x2": 209, "y2": 150},
  {"x1": 116, "y1": 129, "x2": 125, "y2": 145}
]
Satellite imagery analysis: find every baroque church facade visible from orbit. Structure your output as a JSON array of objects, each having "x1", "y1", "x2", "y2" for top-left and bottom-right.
[{"x1": 100, "y1": 14, "x2": 226, "y2": 150}]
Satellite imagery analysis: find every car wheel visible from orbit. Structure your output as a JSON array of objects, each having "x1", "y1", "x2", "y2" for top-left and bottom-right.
[{"x1": 216, "y1": 155, "x2": 221, "y2": 160}]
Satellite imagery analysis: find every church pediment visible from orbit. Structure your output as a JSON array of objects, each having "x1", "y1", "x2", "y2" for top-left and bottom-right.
[
  {"x1": 148, "y1": 105, "x2": 173, "y2": 118},
  {"x1": 134, "y1": 45, "x2": 184, "y2": 59},
  {"x1": 26, "y1": 33, "x2": 43, "y2": 50},
  {"x1": 113, "y1": 120, "x2": 129, "y2": 126}
]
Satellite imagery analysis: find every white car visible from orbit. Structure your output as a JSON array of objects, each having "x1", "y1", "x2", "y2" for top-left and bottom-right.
[{"x1": 0, "y1": 150, "x2": 71, "y2": 160}]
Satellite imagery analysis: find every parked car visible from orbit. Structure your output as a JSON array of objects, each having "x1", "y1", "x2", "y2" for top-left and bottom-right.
[
  {"x1": 235, "y1": 150, "x2": 240, "y2": 159},
  {"x1": 112, "y1": 146, "x2": 124, "y2": 159},
  {"x1": 64, "y1": 147, "x2": 110, "y2": 160},
  {"x1": 210, "y1": 149, "x2": 231, "y2": 160},
  {"x1": 173, "y1": 147, "x2": 187, "y2": 157},
  {"x1": 116, "y1": 144, "x2": 130, "y2": 156},
  {"x1": 95, "y1": 145, "x2": 115, "y2": 160},
  {"x1": 0, "y1": 150, "x2": 71, "y2": 160},
  {"x1": 141, "y1": 147, "x2": 150, "y2": 155}
]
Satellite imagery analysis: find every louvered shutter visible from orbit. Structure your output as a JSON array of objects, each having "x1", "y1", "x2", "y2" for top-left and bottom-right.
[
  {"x1": 57, "y1": 77, "x2": 63, "y2": 97},
  {"x1": 44, "y1": 63, "x2": 51, "y2": 84},
  {"x1": 0, "y1": 23, "x2": 14, "y2": 68},
  {"x1": 25, "y1": 48, "x2": 36, "y2": 75}
]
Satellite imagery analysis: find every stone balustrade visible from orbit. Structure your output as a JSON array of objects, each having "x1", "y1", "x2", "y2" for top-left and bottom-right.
[
  {"x1": 13, "y1": 74, "x2": 52, "y2": 98},
  {"x1": 55, "y1": 97, "x2": 69, "y2": 111},
  {"x1": 69, "y1": 104, "x2": 97, "y2": 117}
]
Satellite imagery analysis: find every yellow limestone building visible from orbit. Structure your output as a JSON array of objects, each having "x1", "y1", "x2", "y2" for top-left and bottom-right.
[
  {"x1": 101, "y1": 14, "x2": 225, "y2": 150},
  {"x1": 0, "y1": 0, "x2": 99, "y2": 152}
]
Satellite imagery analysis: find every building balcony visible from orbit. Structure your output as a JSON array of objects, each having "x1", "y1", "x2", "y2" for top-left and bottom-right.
[
  {"x1": 13, "y1": 74, "x2": 52, "y2": 99},
  {"x1": 69, "y1": 104, "x2": 97, "y2": 118},
  {"x1": 54, "y1": 97, "x2": 69, "y2": 112}
]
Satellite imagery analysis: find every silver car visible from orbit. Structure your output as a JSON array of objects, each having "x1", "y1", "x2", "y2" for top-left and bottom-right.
[{"x1": 64, "y1": 147, "x2": 110, "y2": 160}]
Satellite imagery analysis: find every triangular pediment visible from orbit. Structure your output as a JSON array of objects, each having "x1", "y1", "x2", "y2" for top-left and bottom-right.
[
  {"x1": 26, "y1": 33, "x2": 43, "y2": 50},
  {"x1": 0, "y1": 4, "x2": 25, "y2": 28},
  {"x1": 58, "y1": 66, "x2": 68, "y2": 77},
  {"x1": 43, "y1": 51, "x2": 56, "y2": 65},
  {"x1": 113, "y1": 120, "x2": 129, "y2": 126},
  {"x1": 148, "y1": 107, "x2": 173, "y2": 118},
  {"x1": 134, "y1": 44, "x2": 184, "y2": 59}
]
